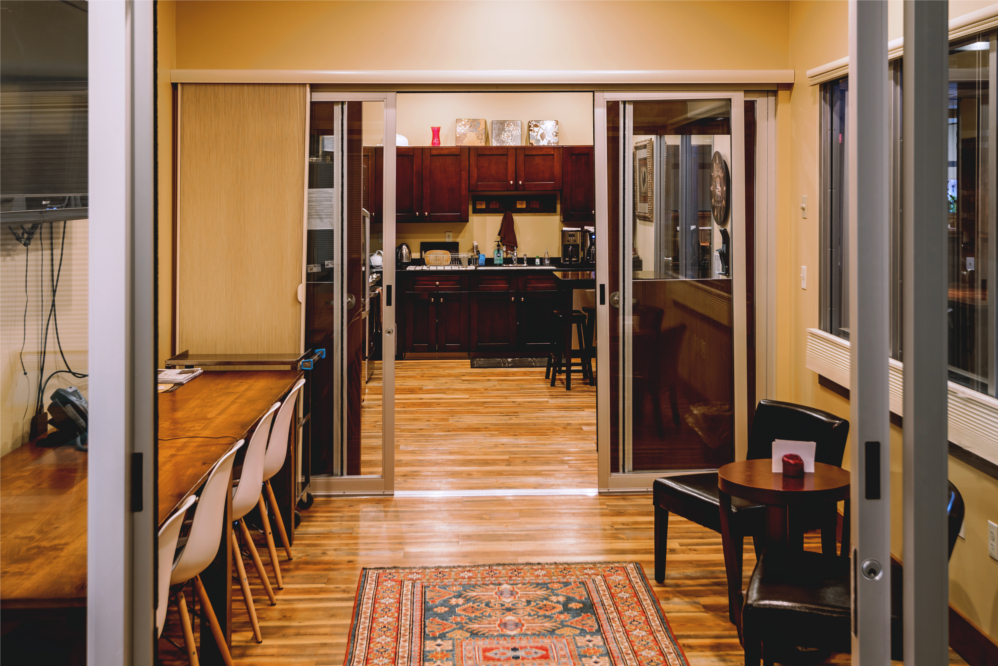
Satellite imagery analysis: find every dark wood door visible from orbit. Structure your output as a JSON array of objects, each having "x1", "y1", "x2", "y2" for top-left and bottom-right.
[
  {"x1": 422, "y1": 147, "x2": 470, "y2": 222},
  {"x1": 405, "y1": 292, "x2": 434, "y2": 353},
  {"x1": 435, "y1": 292, "x2": 470, "y2": 352},
  {"x1": 516, "y1": 146, "x2": 562, "y2": 191},
  {"x1": 516, "y1": 291, "x2": 559, "y2": 352},
  {"x1": 561, "y1": 146, "x2": 595, "y2": 222},
  {"x1": 396, "y1": 147, "x2": 422, "y2": 223},
  {"x1": 470, "y1": 147, "x2": 515, "y2": 191},
  {"x1": 471, "y1": 292, "x2": 517, "y2": 351}
]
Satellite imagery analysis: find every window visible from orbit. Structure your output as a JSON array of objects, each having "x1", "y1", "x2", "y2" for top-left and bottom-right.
[{"x1": 820, "y1": 31, "x2": 998, "y2": 398}]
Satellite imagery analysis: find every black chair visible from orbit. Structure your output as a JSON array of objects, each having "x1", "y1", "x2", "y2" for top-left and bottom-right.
[
  {"x1": 742, "y1": 482, "x2": 965, "y2": 665},
  {"x1": 653, "y1": 400, "x2": 850, "y2": 624}
]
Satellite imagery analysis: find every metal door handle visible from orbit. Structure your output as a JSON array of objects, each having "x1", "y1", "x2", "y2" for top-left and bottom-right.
[
  {"x1": 609, "y1": 291, "x2": 621, "y2": 309},
  {"x1": 347, "y1": 293, "x2": 357, "y2": 309}
]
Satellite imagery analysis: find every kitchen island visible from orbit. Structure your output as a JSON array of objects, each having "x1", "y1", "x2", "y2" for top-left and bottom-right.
[{"x1": 398, "y1": 264, "x2": 594, "y2": 359}]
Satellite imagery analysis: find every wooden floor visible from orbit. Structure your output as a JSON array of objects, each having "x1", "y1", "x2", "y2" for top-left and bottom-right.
[
  {"x1": 158, "y1": 361, "x2": 967, "y2": 666},
  {"x1": 363, "y1": 359, "x2": 598, "y2": 490}
]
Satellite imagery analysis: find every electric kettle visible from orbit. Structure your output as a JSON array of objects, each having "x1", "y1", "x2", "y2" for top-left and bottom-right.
[{"x1": 396, "y1": 243, "x2": 412, "y2": 265}]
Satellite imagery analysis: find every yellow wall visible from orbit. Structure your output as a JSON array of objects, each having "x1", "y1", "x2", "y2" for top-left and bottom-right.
[
  {"x1": 174, "y1": 1, "x2": 790, "y2": 72},
  {"x1": 157, "y1": 0, "x2": 176, "y2": 366},
  {"x1": 783, "y1": 0, "x2": 998, "y2": 643}
]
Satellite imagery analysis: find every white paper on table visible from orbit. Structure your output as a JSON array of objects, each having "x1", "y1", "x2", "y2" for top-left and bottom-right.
[{"x1": 771, "y1": 440, "x2": 816, "y2": 473}]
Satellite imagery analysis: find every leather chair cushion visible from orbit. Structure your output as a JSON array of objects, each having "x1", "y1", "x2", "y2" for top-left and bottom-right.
[{"x1": 654, "y1": 474, "x2": 765, "y2": 533}]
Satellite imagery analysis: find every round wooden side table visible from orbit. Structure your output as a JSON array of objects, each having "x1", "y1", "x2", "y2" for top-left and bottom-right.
[{"x1": 718, "y1": 459, "x2": 850, "y2": 552}]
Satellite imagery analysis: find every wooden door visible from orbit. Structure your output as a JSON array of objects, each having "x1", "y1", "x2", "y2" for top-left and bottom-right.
[
  {"x1": 435, "y1": 292, "x2": 470, "y2": 352},
  {"x1": 405, "y1": 292, "x2": 435, "y2": 353},
  {"x1": 561, "y1": 146, "x2": 595, "y2": 222},
  {"x1": 396, "y1": 147, "x2": 422, "y2": 222},
  {"x1": 471, "y1": 292, "x2": 517, "y2": 352},
  {"x1": 422, "y1": 147, "x2": 469, "y2": 222},
  {"x1": 516, "y1": 146, "x2": 562, "y2": 191},
  {"x1": 470, "y1": 147, "x2": 515, "y2": 191}
]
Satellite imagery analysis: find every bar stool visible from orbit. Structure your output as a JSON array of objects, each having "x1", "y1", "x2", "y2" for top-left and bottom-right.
[
  {"x1": 261, "y1": 377, "x2": 306, "y2": 581},
  {"x1": 582, "y1": 306, "x2": 597, "y2": 385},
  {"x1": 547, "y1": 309, "x2": 590, "y2": 390},
  {"x1": 168, "y1": 441, "x2": 243, "y2": 666},
  {"x1": 231, "y1": 402, "x2": 281, "y2": 643}
]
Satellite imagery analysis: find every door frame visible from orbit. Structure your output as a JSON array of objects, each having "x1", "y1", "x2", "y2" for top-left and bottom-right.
[
  {"x1": 595, "y1": 91, "x2": 750, "y2": 491},
  {"x1": 308, "y1": 92, "x2": 397, "y2": 495}
]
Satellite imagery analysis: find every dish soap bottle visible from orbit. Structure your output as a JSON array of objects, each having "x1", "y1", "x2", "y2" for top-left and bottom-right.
[
  {"x1": 494, "y1": 241, "x2": 504, "y2": 266},
  {"x1": 543, "y1": 249, "x2": 550, "y2": 266}
]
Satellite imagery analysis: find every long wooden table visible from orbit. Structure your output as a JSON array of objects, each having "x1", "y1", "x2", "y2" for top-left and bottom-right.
[{"x1": 1, "y1": 371, "x2": 302, "y2": 660}]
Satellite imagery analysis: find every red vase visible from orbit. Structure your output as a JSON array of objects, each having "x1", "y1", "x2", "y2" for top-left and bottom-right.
[{"x1": 431, "y1": 127, "x2": 441, "y2": 146}]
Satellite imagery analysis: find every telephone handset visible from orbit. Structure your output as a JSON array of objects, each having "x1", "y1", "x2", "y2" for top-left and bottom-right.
[{"x1": 48, "y1": 387, "x2": 89, "y2": 451}]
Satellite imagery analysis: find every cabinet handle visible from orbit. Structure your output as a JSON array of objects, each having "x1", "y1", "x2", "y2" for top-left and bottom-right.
[
  {"x1": 431, "y1": 297, "x2": 435, "y2": 303},
  {"x1": 416, "y1": 212, "x2": 420, "y2": 216},
  {"x1": 521, "y1": 297, "x2": 525, "y2": 302},
  {"x1": 436, "y1": 281, "x2": 439, "y2": 286},
  {"x1": 519, "y1": 180, "x2": 522, "y2": 185},
  {"x1": 509, "y1": 180, "x2": 513, "y2": 185},
  {"x1": 511, "y1": 297, "x2": 514, "y2": 302}
]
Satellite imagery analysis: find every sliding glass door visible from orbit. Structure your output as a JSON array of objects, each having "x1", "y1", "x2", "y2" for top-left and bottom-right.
[
  {"x1": 596, "y1": 93, "x2": 750, "y2": 489},
  {"x1": 307, "y1": 93, "x2": 396, "y2": 494}
]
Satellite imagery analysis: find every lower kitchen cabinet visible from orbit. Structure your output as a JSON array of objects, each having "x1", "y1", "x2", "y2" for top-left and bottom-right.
[
  {"x1": 515, "y1": 291, "x2": 560, "y2": 352},
  {"x1": 471, "y1": 292, "x2": 517, "y2": 352},
  {"x1": 404, "y1": 291, "x2": 469, "y2": 354}
]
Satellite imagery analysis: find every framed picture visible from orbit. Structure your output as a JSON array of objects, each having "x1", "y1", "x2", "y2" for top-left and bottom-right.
[
  {"x1": 527, "y1": 120, "x2": 559, "y2": 145},
  {"x1": 456, "y1": 118, "x2": 487, "y2": 146},
  {"x1": 634, "y1": 139, "x2": 653, "y2": 222},
  {"x1": 492, "y1": 120, "x2": 522, "y2": 146}
]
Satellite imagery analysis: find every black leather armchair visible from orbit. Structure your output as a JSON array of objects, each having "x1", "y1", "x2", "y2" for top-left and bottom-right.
[
  {"x1": 653, "y1": 400, "x2": 850, "y2": 623},
  {"x1": 742, "y1": 482, "x2": 965, "y2": 665}
]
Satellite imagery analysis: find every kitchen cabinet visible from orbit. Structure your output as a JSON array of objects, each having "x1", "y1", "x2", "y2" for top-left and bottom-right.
[
  {"x1": 405, "y1": 292, "x2": 434, "y2": 353},
  {"x1": 362, "y1": 147, "x2": 384, "y2": 224},
  {"x1": 403, "y1": 274, "x2": 469, "y2": 354},
  {"x1": 422, "y1": 147, "x2": 470, "y2": 222},
  {"x1": 515, "y1": 274, "x2": 561, "y2": 352},
  {"x1": 434, "y1": 292, "x2": 470, "y2": 352},
  {"x1": 516, "y1": 146, "x2": 562, "y2": 191},
  {"x1": 561, "y1": 146, "x2": 595, "y2": 222},
  {"x1": 471, "y1": 286, "x2": 517, "y2": 352},
  {"x1": 396, "y1": 147, "x2": 422, "y2": 223},
  {"x1": 470, "y1": 147, "x2": 516, "y2": 191}
]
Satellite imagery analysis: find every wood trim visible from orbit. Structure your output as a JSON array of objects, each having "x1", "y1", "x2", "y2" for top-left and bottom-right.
[
  {"x1": 807, "y1": 3, "x2": 998, "y2": 85},
  {"x1": 806, "y1": 328, "x2": 998, "y2": 473},
  {"x1": 172, "y1": 69, "x2": 796, "y2": 86}
]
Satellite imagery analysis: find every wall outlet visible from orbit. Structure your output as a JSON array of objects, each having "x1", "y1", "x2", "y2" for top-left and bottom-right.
[
  {"x1": 800, "y1": 195, "x2": 808, "y2": 219},
  {"x1": 445, "y1": 231, "x2": 453, "y2": 242},
  {"x1": 989, "y1": 521, "x2": 998, "y2": 561},
  {"x1": 801, "y1": 266, "x2": 807, "y2": 290}
]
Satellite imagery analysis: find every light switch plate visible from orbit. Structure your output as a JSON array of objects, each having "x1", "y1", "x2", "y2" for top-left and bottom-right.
[
  {"x1": 801, "y1": 266, "x2": 807, "y2": 290},
  {"x1": 989, "y1": 521, "x2": 998, "y2": 561},
  {"x1": 800, "y1": 195, "x2": 808, "y2": 219}
]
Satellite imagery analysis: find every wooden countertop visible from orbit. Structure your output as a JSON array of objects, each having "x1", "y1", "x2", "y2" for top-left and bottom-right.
[{"x1": 1, "y1": 370, "x2": 302, "y2": 610}]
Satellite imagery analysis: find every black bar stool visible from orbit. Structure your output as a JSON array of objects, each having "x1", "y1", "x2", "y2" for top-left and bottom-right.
[
  {"x1": 547, "y1": 310, "x2": 590, "y2": 390},
  {"x1": 582, "y1": 306, "x2": 597, "y2": 385}
]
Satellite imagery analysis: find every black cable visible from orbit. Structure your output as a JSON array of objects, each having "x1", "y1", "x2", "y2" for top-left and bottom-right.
[
  {"x1": 19, "y1": 241, "x2": 30, "y2": 424},
  {"x1": 51, "y1": 226, "x2": 86, "y2": 379}
]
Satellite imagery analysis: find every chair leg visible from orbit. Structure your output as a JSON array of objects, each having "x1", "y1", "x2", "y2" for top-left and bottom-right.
[
  {"x1": 194, "y1": 575, "x2": 234, "y2": 666},
  {"x1": 654, "y1": 506, "x2": 669, "y2": 584},
  {"x1": 841, "y1": 498, "x2": 851, "y2": 557},
  {"x1": 238, "y1": 518, "x2": 277, "y2": 604},
  {"x1": 550, "y1": 351, "x2": 560, "y2": 387},
  {"x1": 743, "y1": 638, "x2": 761, "y2": 666},
  {"x1": 575, "y1": 321, "x2": 589, "y2": 382},
  {"x1": 257, "y1": 495, "x2": 284, "y2": 589},
  {"x1": 752, "y1": 536, "x2": 764, "y2": 561},
  {"x1": 719, "y1": 491, "x2": 745, "y2": 629},
  {"x1": 232, "y1": 531, "x2": 263, "y2": 643},
  {"x1": 545, "y1": 352, "x2": 553, "y2": 379},
  {"x1": 177, "y1": 590, "x2": 200, "y2": 666},
  {"x1": 265, "y1": 480, "x2": 293, "y2": 560},
  {"x1": 669, "y1": 387, "x2": 682, "y2": 428},
  {"x1": 820, "y1": 504, "x2": 838, "y2": 556}
]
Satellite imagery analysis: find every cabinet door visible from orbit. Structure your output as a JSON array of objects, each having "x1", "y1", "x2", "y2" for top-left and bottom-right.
[
  {"x1": 436, "y1": 292, "x2": 470, "y2": 352},
  {"x1": 396, "y1": 147, "x2": 422, "y2": 223},
  {"x1": 516, "y1": 291, "x2": 559, "y2": 351},
  {"x1": 471, "y1": 292, "x2": 517, "y2": 352},
  {"x1": 422, "y1": 147, "x2": 470, "y2": 222},
  {"x1": 516, "y1": 146, "x2": 562, "y2": 191},
  {"x1": 561, "y1": 146, "x2": 594, "y2": 222},
  {"x1": 470, "y1": 147, "x2": 515, "y2": 191},
  {"x1": 362, "y1": 147, "x2": 385, "y2": 224},
  {"x1": 404, "y1": 292, "x2": 435, "y2": 354}
]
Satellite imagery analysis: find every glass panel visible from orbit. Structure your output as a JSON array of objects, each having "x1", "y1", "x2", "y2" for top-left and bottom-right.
[
  {"x1": 1, "y1": 1, "x2": 88, "y2": 658},
  {"x1": 609, "y1": 99, "x2": 737, "y2": 474},
  {"x1": 307, "y1": 100, "x2": 386, "y2": 476},
  {"x1": 822, "y1": 78, "x2": 851, "y2": 340},
  {"x1": 947, "y1": 35, "x2": 993, "y2": 394}
]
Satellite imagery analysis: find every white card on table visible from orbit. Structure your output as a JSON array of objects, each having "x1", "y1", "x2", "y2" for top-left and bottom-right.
[{"x1": 771, "y1": 440, "x2": 816, "y2": 473}]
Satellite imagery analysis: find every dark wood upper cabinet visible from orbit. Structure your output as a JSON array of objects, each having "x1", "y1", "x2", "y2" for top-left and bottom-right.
[
  {"x1": 362, "y1": 147, "x2": 384, "y2": 223},
  {"x1": 396, "y1": 147, "x2": 422, "y2": 222},
  {"x1": 516, "y1": 146, "x2": 562, "y2": 191},
  {"x1": 470, "y1": 147, "x2": 516, "y2": 191},
  {"x1": 561, "y1": 146, "x2": 595, "y2": 223},
  {"x1": 422, "y1": 147, "x2": 469, "y2": 222}
]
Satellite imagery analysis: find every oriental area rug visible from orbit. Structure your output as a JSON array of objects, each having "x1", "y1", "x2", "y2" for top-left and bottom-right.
[{"x1": 344, "y1": 562, "x2": 689, "y2": 666}]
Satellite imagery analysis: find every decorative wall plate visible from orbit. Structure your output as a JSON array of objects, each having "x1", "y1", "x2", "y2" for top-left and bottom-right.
[{"x1": 710, "y1": 151, "x2": 730, "y2": 227}]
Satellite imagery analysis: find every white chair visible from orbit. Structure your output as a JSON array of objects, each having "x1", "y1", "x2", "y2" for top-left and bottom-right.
[
  {"x1": 169, "y1": 441, "x2": 243, "y2": 666},
  {"x1": 231, "y1": 402, "x2": 281, "y2": 643},
  {"x1": 260, "y1": 378, "x2": 306, "y2": 581},
  {"x1": 157, "y1": 494, "x2": 197, "y2": 640}
]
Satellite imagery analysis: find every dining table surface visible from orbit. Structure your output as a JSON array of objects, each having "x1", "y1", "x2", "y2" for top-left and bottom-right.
[{"x1": 1, "y1": 370, "x2": 303, "y2": 610}]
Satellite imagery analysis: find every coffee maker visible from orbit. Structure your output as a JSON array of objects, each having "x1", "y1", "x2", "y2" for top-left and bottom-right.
[
  {"x1": 561, "y1": 228, "x2": 583, "y2": 265},
  {"x1": 582, "y1": 227, "x2": 596, "y2": 264}
]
